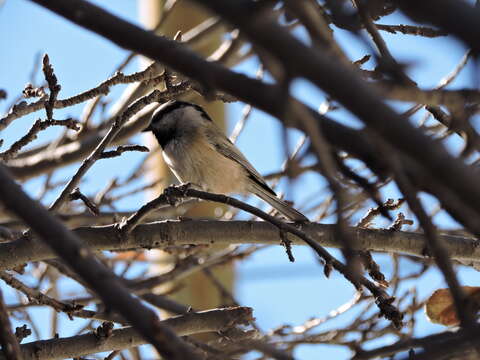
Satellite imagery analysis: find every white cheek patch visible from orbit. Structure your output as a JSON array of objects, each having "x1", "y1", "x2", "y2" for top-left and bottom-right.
[{"x1": 162, "y1": 152, "x2": 175, "y2": 168}]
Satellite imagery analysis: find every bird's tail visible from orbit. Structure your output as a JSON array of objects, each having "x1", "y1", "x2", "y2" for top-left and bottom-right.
[{"x1": 252, "y1": 186, "x2": 308, "y2": 222}]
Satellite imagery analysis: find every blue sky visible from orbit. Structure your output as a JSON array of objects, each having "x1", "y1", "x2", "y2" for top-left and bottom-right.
[{"x1": 1, "y1": 1, "x2": 478, "y2": 359}]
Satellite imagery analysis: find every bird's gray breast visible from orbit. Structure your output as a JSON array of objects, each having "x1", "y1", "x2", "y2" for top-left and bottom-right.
[
  {"x1": 162, "y1": 136, "x2": 248, "y2": 194},
  {"x1": 162, "y1": 139, "x2": 194, "y2": 185}
]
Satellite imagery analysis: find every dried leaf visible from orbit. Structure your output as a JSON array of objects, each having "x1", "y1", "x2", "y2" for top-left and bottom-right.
[
  {"x1": 113, "y1": 251, "x2": 147, "y2": 261},
  {"x1": 425, "y1": 286, "x2": 480, "y2": 326}
]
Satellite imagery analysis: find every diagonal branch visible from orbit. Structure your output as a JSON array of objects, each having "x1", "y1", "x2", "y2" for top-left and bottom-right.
[
  {"x1": 0, "y1": 118, "x2": 80, "y2": 162},
  {"x1": 0, "y1": 164, "x2": 201, "y2": 360}
]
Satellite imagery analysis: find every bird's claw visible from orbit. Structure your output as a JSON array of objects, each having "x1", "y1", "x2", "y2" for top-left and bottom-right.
[
  {"x1": 163, "y1": 183, "x2": 192, "y2": 206},
  {"x1": 177, "y1": 182, "x2": 193, "y2": 195}
]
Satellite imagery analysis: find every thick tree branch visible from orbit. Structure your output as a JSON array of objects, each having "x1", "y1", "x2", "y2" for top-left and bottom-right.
[
  {"x1": 3, "y1": 1, "x2": 480, "y2": 357},
  {"x1": 0, "y1": 307, "x2": 252, "y2": 360},
  {"x1": 353, "y1": 325, "x2": 480, "y2": 360},
  {"x1": 0, "y1": 221, "x2": 477, "y2": 271},
  {"x1": 399, "y1": 0, "x2": 480, "y2": 53}
]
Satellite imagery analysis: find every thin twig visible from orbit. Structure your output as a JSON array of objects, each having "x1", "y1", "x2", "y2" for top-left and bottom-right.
[
  {"x1": 69, "y1": 188, "x2": 99, "y2": 216},
  {"x1": 375, "y1": 23, "x2": 447, "y2": 37},
  {"x1": 0, "y1": 119, "x2": 80, "y2": 162},
  {"x1": 0, "y1": 61, "x2": 162, "y2": 132},
  {"x1": 0, "y1": 271, "x2": 83, "y2": 316},
  {"x1": 0, "y1": 288, "x2": 23, "y2": 360},
  {"x1": 100, "y1": 145, "x2": 149, "y2": 159},
  {"x1": 41, "y1": 54, "x2": 61, "y2": 121}
]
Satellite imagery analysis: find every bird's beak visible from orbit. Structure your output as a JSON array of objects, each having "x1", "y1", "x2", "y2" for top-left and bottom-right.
[{"x1": 142, "y1": 123, "x2": 153, "y2": 132}]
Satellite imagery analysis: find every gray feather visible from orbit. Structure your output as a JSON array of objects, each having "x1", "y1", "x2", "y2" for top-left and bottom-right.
[
  {"x1": 251, "y1": 183, "x2": 309, "y2": 221},
  {"x1": 204, "y1": 125, "x2": 308, "y2": 221},
  {"x1": 204, "y1": 126, "x2": 273, "y2": 192}
]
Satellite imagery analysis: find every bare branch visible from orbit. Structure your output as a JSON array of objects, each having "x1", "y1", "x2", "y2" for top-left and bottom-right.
[
  {"x1": 375, "y1": 23, "x2": 447, "y2": 37},
  {"x1": 1, "y1": 307, "x2": 252, "y2": 360},
  {"x1": 100, "y1": 144, "x2": 149, "y2": 159},
  {"x1": 41, "y1": 54, "x2": 61, "y2": 121},
  {"x1": 0, "y1": 118, "x2": 80, "y2": 162},
  {"x1": 398, "y1": 0, "x2": 480, "y2": 53},
  {"x1": 0, "y1": 61, "x2": 162, "y2": 132},
  {"x1": 69, "y1": 188, "x2": 99, "y2": 216},
  {"x1": 0, "y1": 270, "x2": 82, "y2": 315},
  {"x1": 0, "y1": 220, "x2": 478, "y2": 271},
  {"x1": 0, "y1": 288, "x2": 22, "y2": 360},
  {"x1": 0, "y1": 164, "x2": 202, "y2": 360}
]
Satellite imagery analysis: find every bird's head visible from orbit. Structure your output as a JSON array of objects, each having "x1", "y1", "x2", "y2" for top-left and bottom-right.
[{"x1": 142, "y1": 100, "x2": 212, "y2": 148}]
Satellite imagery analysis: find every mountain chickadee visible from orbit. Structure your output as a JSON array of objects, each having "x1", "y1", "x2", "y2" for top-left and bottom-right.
[{"x1": 143, "y1": 100, "x2": 308, "y2": 222}]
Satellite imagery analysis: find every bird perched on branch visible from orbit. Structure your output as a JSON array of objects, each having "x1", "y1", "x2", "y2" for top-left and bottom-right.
[{"x1": 143, "y1": 100, "x2": 308, "y2": 222}]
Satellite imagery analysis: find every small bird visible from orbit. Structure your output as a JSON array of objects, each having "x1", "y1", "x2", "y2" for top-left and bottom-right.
[{"x1": 143, "y1": 100, "x2": 308, "y2": 222}]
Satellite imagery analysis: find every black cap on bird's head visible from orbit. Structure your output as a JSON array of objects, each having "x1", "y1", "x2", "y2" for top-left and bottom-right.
[
  {"x1": 142, "y1": 100, "x2": 212, "y2": 133},
  {"x1": 142, "y1": 100, "x2": 213, "y2": 149},
  {"x1": 142, "y1": 100, "x2": 182, "y2": 133}
]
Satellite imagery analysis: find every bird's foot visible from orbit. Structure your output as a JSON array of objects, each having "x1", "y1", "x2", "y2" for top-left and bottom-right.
[
  {"x1": 178, "y1": 216, "x2": 193, "y2": 221},
  {"x1": 163, "y1": 183, "x2": 193, "y2": 206},
  {"x1": 177, "y1": 182, "x2": 193, "y2": 195}
]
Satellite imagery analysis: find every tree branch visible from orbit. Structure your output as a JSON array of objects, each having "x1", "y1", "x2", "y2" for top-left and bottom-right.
[
  {"x1": 0, "y1": 60, "x2": 162, "y2": 132},
  {"x1": 0, "y1": 220, "x2": 477, "y2": 271},
  {"x1": 0, "y1": 288, "x2": 22, "y2": 360},
  {"x1": 0, "y1": 307, "x2": 252, "y2": 360},
  {"x1": 398, "y1": 0, "x2": 480, "y2": 53},
  {"x1": 0, "y1": 164, "x2": 201, "y2": 360}
]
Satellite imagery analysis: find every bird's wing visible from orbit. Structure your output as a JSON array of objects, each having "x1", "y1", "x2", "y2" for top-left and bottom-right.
[{"x1": 204, "y1": 126, "x2": 276, "y2": 196}]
